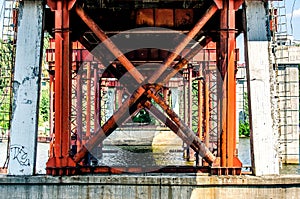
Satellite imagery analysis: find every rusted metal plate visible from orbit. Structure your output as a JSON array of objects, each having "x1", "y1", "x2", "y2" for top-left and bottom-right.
[
  {"x1": 155, "y1": 9, "x2": 174, "y2": 27},
  {"x1": 210, "y1": 167, "x2": 242, "y2": 175},
  {"x1": 137, "y1": 9, "x2": 194, "y2": 28},
  {"x1": 175, "y1": 9, "x2": 193, "y2": 27},
  {"x1": 136, "y1": 9, "x2": 154, "y2": 26}
]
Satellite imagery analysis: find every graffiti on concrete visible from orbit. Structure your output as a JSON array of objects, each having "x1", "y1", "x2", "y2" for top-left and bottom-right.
[{"x1": 10, "y1": 145, "x2": 30, "y2": 166}]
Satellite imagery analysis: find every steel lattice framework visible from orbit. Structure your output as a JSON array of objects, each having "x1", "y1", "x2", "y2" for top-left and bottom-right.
[{"x1": 43, "y1": 0, "x2": 244, "y2": 175}]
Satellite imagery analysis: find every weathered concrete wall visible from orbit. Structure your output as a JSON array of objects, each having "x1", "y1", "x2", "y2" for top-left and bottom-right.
[
  {"x1": 8, "y1": 0, "x2": 44, "y2": 175},
  {"x1": 244, "y1": 1, "x2": 279, "y2": 175},
  {"x1": 275, "y1": 43, "x2": 300, "y2": 164},
  {"x1": 277, "y1": 65, "x2": 299, "y2": 164},
  {"x1": 276, "y1": 46, "x2": 300, "y2": 65},
  {"x1": 0, "y1": 175, "x2": 300, "y2": 199}
]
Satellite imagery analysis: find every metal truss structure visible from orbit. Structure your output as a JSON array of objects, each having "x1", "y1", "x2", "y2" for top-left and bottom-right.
[{"x1": 42, "y1": 0, "x2": 246, "y2": 176}]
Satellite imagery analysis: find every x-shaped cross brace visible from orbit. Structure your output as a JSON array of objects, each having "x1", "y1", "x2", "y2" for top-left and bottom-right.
[{"x1": 73, "y1": 4, "x2": 219, "y2": 165}]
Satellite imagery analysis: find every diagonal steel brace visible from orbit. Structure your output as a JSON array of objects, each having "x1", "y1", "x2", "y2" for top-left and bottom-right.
[{"x1": 74, "y1": 4, "x2": 218, "y2": 164}]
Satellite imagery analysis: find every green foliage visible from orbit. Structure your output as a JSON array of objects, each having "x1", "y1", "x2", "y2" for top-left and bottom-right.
[
  {"x1": 0, "y1": 40, "x2": 13, "y2": 64},
  {"x1": 37, "y1": 34, "x2": 52, "y2": 127},
  {"x1": 0, "y1": 97, "x2": 10, "y2": 130},
  {"x1": 239, "y1": 121, "x2": 250, "y2": 137},
  {"x1": 239, "y1": 92, "x2": 250, "y2": 137},
  {"x1": 0, "y1": 39, "x2": 14, "y2": 130},
  {"x1": 132, "y1": 109, "x2": 153, "y2": 124},
  {"x1": 39, "y1": 88, "x2": 50, "y2": 125}
]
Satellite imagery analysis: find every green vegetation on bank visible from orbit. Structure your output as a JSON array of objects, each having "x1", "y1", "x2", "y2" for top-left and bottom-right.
[{"x1": 239, "y1": 92, "x2": 250, "y2": 137}]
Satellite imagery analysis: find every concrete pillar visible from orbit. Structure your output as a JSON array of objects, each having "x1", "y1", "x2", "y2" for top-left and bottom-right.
[
  {"x1": 8, "y1": 0, "x2": 44, "y2": 175},
  {"x1": 244, "y1": 1, "x2": 279, "y2": 175}
]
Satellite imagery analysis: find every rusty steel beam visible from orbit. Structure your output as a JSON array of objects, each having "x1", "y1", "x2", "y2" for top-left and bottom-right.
[
  {"x1": 204, "y1": 69, "x2": 210, "y2": 149},
  {"x1": 218, "y1": 0, "x2": 240, "y2": 167},
  {"x1": 73, "y1": 94, "x2": 144, "y2": 162},
  {"x1": 187, "y1": 67, "x2": 194, "y2": 161},
  {"x1": 147, "y1": 4, "x2": 218, "y2": 85},
  {"x1": 74, "y1": 5, "x2": 216, "y2": 163},
  {"x1": 75, "y1": 3, "x2": 216, "y2": 97},
  {"x1": 143, "y1": 101, "x2": 212, "y2": 160},
  {"x1": 197, "y1": 71, "x2": 204, "y2": 140},
  {"x1": 75, "y1": 5, "x2": 144, "y2": 84},
  {"x1": 46, "y1": 0, "x2": 77, "y2": 175},
  {"x1": 73, "y1": 37, "x2": 212, "y2": 163},
  {"x1": 145, "y1": 89, "x2": 215, "y2": 163},
  {"x1": 76, "y1": 3, "x2": 216, "y2": 87}
]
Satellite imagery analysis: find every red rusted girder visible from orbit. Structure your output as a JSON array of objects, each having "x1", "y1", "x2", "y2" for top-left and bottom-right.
[
  {"x1": 145, "y1": 88, "x2": 215, "y2": 163},
  {"x1": 204, "y1": 68, "x2": 210, "y2": 149},
  {"x1": 74, "y1": 5, "x2": 217, "y2": 163},
  {"x1": 46, "y1": 0, "x2": 77, "y2": 175},
  {"x1": 187, "y1": 67, "x2": 194, "y2": 161},
  {"x1": 73, "y1": 37, "x2": 212, "y2": 163},
  {"x1": 75, "y1": 5, "x2": 144, "y2": 84},
  {"x1": 197, "y1": 70, "x2": 204, "y2": 140},
  {"x1": 218, "y1": 0, "x2": 241, "y2": 167},
  {"x1": 143, "y1": 100, "x2": 213, "y2": 160}
]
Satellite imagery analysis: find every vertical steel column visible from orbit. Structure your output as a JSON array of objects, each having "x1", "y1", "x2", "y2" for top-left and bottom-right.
[
  {"x1": 46, "y1": 0, "x2": 76, "y2": 174},
  {"x1": 86, "y1": 62, "x2": 91, "y2": 138},
  {"x1": 196, "y1": 68, "x2": 204, "y2": 166},
  {"x1": 204, "y1": 68, "x2": 210, "y2": 149},
  {"x1": 216, "y1": 47, "x2": 222, "y2": 158},
  {"x1": 94, "y1": 67, "x2": 99, "y2": 132},
  {"x1": 49, "y1": 73, "x2": 55, "y2": 157},
  {"x1": 76, "y1": 73, "x2": 83, "y2": 152},
  {"x1": 188, "y1": 67, "x2": 194, "y2": 161},
  {"x1": 54, "y1": 0, "x2": 70, "y2": 165},
  {"x1": 95, "y1": 68, "x2": 103, "y2": 158},
  {"x1": 197, "y1": 70, "x2": 203, "y2": 140},
  {"x1": 99, "y1": 77, "x2": 103, "y2": 126},
  {"x1": 218, "y1": 0, "x2": 238, "y2": 167},
  {"x1": 183, "y1": 72, "x2": 189, "y2": 159}
]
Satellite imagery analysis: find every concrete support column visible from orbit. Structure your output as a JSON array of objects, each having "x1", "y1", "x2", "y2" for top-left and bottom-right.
[
  {"x1": 8, "y1": 0, "x2": 44, "y2": 175},
  {"x1": 244, "y1": 1, "x2": 279, "y2": 175}
]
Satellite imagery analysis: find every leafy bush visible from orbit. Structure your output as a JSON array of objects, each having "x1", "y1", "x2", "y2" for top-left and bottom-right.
[{"x1": 239, "y1": 121, "x2": 250, "y2": 137}]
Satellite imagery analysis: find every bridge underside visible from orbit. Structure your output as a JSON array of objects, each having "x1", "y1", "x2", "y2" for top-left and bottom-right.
[{"x1": 41, "y1": 0, "x2": 245, "y2": 175}]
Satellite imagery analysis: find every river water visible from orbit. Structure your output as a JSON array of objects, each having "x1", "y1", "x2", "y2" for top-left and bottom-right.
[{"x1": 0, "y1": 138, "x2": 299, "y2": 174}]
